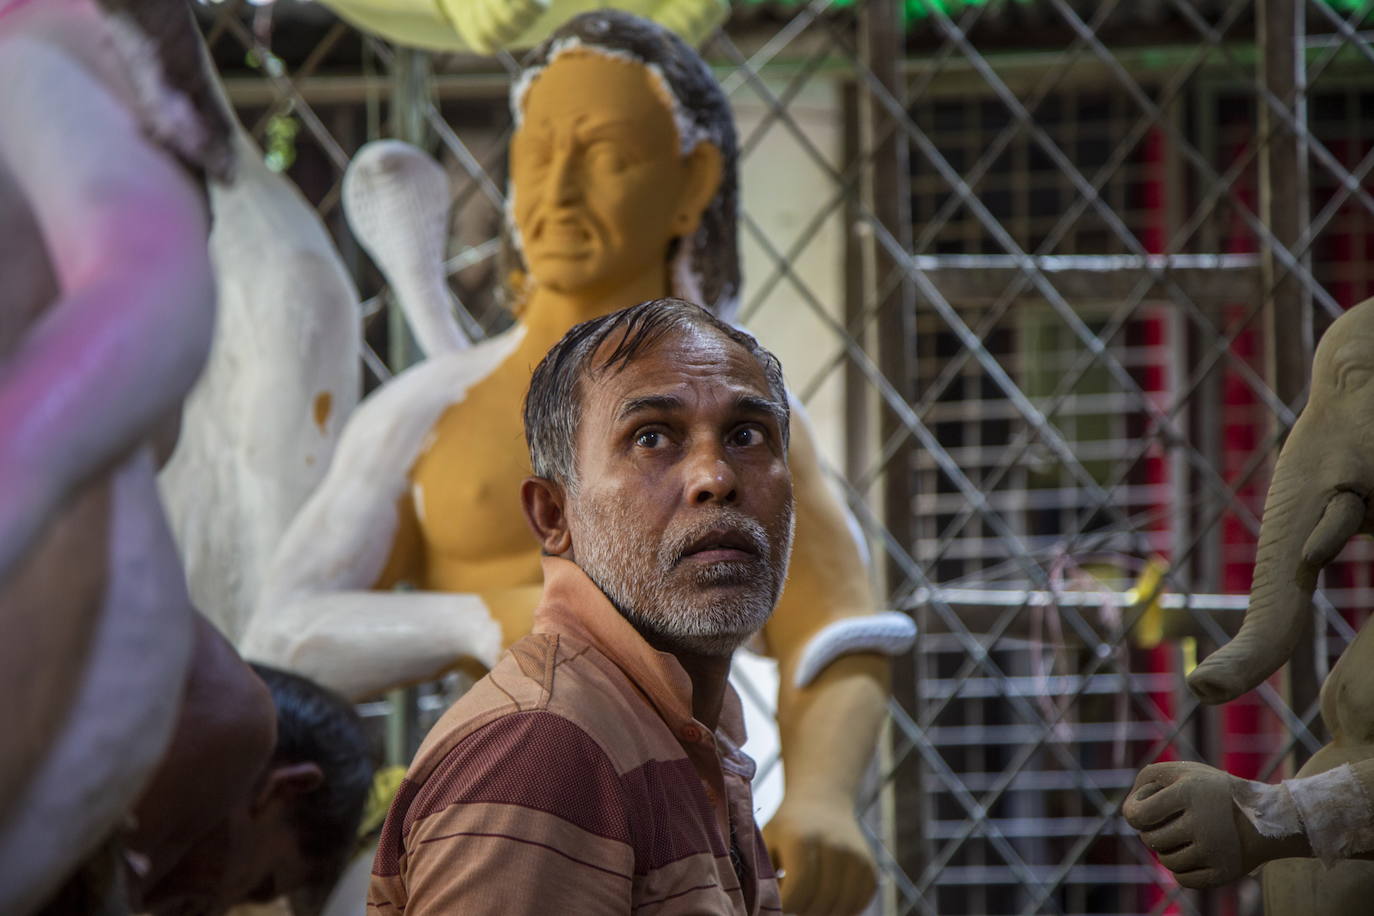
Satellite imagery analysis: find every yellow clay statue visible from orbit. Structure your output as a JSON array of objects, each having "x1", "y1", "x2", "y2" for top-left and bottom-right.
[
  {"x1": 1126, "y1": 297, "x2": 1374, "y2": 913},
  {"x1": 246, "y1": 12, "x2": 914, "y2": 915},
  {"x1": 311, "y1": 0, "x2": 728, "y2": 53}
]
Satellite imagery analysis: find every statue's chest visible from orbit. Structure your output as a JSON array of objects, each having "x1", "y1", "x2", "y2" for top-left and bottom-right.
[{"x1": 409, "y1": 369, "x2": 536, "y2": 561}]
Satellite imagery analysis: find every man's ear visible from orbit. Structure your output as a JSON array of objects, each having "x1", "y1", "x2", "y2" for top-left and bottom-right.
[
  {"x1": 521, "y1": 477, "x2": 572, "y2": 556},
  {"x1": 672, "y1": 141, "x2": 723, "y2": 238},
  {"x1": 253, "y1": 761, "x2": 324, "y2": 812}
]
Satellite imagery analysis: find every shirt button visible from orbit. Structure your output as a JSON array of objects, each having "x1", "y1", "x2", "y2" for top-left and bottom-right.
[{"x1": 680, "y1": 724, "x2": 703, "y2": 743}]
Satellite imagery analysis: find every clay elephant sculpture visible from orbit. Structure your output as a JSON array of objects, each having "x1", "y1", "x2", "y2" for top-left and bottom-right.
[
  {"x1": 1126, "y1": 296, "x2": 1374, "y2": 912},
  {"x1": 1189, "y1": 297, "x2": 1374, "y2": 706}
]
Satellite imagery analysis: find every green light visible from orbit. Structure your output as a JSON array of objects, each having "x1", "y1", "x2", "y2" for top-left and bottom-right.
[
  {"x1": 736, "y1": 0, "x2": 1366, "y2": 23},
  {"x1": 903, "y1": 0, "x2": 1032, "y2": 20}
]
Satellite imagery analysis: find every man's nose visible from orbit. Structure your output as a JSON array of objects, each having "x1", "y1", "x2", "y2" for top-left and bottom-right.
[{"x1": 686, "y1": 445, "x2": 738, "y2": 505}]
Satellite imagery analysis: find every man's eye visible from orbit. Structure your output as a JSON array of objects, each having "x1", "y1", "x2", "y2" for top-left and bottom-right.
[
  {"x1": 731, "y1": 427, "x2": 764, "y2": 447},
  {"x1": 635, "y1": 430, "x2": 664, "y2": 448}
]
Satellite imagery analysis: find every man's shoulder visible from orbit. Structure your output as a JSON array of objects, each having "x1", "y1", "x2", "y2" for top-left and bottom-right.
[
  {"x1": 370, "y1": 703, "x2": 640, "y2": 892},
  {"x1": 410, "y1": 630, "x2": 662, "y2": 782},
  {"x1": 383, "y1": 703, "x2": 640, "y2": 868}
]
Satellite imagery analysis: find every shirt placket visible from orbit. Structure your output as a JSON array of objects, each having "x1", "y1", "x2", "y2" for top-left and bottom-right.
[{"x1": 720, "y1": 744, "x2": 764, "y2": 913}]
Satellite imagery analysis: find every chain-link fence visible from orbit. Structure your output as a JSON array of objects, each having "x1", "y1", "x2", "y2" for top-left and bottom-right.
[{"x1": 197, "y1": 1, "x2": 1374, "y2": 913}]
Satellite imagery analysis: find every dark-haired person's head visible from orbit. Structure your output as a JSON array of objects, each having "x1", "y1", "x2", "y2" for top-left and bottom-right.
[
  {"x1": 258, "y1": 663, "x2": 375, "y2": 916},
  {"x1": 139, "y1": 663, "x2": 373, "y2": 916},
  {"x1": 522, "y1": 298, "x2": 794, "y2": 658},
  {"x1": 524, "y1": 297, "x2": 788, "y2": 493}
]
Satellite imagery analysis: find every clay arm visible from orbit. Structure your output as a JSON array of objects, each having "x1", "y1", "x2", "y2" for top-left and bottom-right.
[
  {"x1": 245, "y1": 589, "x2": 506, "y2": 702},
  {"x1": 768, "y1": 652, "x2": 890, "y2": 912},
  {"x1": 761, "y1": 402, "x2": 915, "y2": 916},
  {"x1": 241, "y1": 342, "x2": 525, "y2": 700},
  {"x1": 1124, "y1": 759, "x2": 1374, "y2": 888},
  {"x1": 0, "y1": 36, "x2": 214, "y2": 583}
]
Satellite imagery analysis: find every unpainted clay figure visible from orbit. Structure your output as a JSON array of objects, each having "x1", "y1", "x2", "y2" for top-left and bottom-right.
[
  {"x1": 244, "y1": 12, "x2": 914, "y2": 914},
  {"x1": 1125, "y1": 296, "x2": 1374, "y2": 912},
  {"x1": 0, "y1": 0, "x2": 231, "y2": 909},
  {"x1": 158, "y1": 115, "x2": 362, "y2": 644},
  {"x1": 312, "y1": 0, "x2": 727, "y2": 54}
]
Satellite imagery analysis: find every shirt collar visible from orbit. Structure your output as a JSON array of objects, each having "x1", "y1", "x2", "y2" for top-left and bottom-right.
[{"x1": 533, "y1": 556, "x2": 748, "y2": 747}]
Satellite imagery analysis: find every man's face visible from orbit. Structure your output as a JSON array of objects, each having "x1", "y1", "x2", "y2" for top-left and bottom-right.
[
  {"x1": 510, "y1": 51, "x2": 693, "y2": 297},
  {"x1": 140, "y1": 789, "x2": 309, "y2": 916},
  {"x1": 565, "y1": 328, "x2": 794, "y2": 656}
]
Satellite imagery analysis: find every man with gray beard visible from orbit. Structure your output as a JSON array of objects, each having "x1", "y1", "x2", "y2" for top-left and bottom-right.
[{"x1": 368, "y1": 298, "x2": 792, "y2": 915}]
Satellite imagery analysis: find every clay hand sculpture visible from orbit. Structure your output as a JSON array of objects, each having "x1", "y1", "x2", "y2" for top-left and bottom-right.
[
  {"x1": 313, "y1": 0, "x2": 728, "y2": 54},
  {"x1": 1126, "y1": 297, "x2": 1374, "y2": 912},
  {"x1": 1126, "y1": 759, "x2": 1374, "y2": 889},
  {"x1": 243, "y1": 12, "x2": 913, "y2": 916},
  {"x1": 0, "y1": 0, "x2": 231, "y2": 910}
]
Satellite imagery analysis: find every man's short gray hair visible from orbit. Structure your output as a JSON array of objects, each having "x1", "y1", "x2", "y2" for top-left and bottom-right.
[{"x1": 523, "y1": 298, "x2": 788, "y2": 488}]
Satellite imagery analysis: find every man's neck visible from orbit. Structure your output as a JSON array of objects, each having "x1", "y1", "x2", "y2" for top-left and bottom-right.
[{"x1": 663, "y1": 646, "x2": 734, "y2": 731}]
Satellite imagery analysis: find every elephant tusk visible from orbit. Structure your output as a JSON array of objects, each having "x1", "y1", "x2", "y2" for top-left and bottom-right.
[{"x1": 1301, "y1": 490, "x2": 1366, "y2": 569}]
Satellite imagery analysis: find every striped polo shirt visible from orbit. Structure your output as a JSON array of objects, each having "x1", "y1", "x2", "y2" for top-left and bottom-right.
[{"x1": 367, "y1": 556, "x2": 783, "y2": 915}]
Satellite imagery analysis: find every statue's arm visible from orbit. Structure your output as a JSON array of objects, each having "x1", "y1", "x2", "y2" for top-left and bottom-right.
[
  {"x1": 0, "y1": 35, "x2": 214, "y2": 582},
  {"x1": 759, "y1": 401, "x2": 914, "y2": 916},
  {"x1": 1125, "y1": 757, "x2": 1374, "y2": 888},
  {"x1": 242, "y1": 349, "x2": 523, "y2": 700}
]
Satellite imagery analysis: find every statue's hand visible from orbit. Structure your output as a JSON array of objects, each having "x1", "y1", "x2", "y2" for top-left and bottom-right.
[
  {"x1": 1124, "y1": 761, "x2": 1272, "y2": 889},
  {"x1": 764, "y1": 795, "x2": 876, "y2": 916}
]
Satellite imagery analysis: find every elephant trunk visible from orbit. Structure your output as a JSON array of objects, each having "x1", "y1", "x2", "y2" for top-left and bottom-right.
[{"x1": 1187, "y1": 418, "x2": 1366, "y2": 705}]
